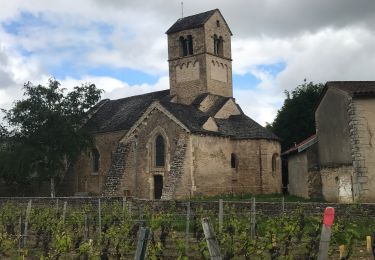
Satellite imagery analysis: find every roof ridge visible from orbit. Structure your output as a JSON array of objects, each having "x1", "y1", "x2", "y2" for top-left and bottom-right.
[
  {"x1": 177, "y1": 8, "x2": 218, "y2": 21},
  {"x1": 107, "y1": 89, "x2": 169, "y2": 102},
  {"x1": 166, "y1": 9, "x2": 223, "y2": 34}
]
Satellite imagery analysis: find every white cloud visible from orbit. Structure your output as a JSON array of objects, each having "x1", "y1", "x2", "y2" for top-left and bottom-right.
[
  {"x1": 0, "y1": 0, "x2": 374, "y2": 126},
  {"x1": 58, "y1": 75, "x2": 169, "y2": 100}
]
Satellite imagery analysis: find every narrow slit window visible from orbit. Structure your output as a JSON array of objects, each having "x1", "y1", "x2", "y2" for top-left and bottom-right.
[{"x1": 231, "y1": 153, "x2": 237, "y2": 169}]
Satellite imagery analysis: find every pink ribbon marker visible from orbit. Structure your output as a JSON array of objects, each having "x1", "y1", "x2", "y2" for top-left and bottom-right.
[{"x1": 323, "y1": 207, "x2": 335, "y2": 227}]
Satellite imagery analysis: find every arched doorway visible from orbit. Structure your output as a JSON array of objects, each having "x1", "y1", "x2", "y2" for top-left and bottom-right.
[{"x1": 154, "y1": 175, "x2": 163, "y2": 199}]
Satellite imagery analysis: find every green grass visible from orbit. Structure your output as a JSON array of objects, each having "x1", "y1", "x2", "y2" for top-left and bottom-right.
[{"x1": 187, "y1": 193, "x2": 326, "y2": 202}]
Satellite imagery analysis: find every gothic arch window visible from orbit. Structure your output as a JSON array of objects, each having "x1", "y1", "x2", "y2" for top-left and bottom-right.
[
  {"x1": 272, "y1": 153, "x2": 278, "y2": 172},
  {"x1": 213, "y1": 35, "x2": 223, "y2": 56},
  {"x1": 179, "y1": 35, "x2": 193, "y2": 57},
  {"x1": 91, "y1": 148, "x2": 100, "y2": 173},
  {"x1": 231, "y1": 153, "x2": 237, "y2": 169},
  {"x1": 155, "y1": 135, "x2": 165, "y2": 167}
]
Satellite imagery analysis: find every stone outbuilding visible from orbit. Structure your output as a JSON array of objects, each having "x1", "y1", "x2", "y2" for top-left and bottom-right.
[
  {"x1": 62, "y1": 9, "x2": 282, "y2": 199},
  {"x1": 285, "y1": 81, "x2": 375, "y2": 202}
]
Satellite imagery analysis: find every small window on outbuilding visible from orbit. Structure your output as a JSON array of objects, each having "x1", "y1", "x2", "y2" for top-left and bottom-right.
[
  {"x1": 92, "y1": 148, "x2": 100, "y2": 173},
  {"x1": 272, "y1": 153, "x2": 278, "y2": 172},
  {"x1": 231, "y1": 153, "x2": 237, "y2": 169},
  {"x1": 216, "y1": 20, "x2": 220, "y2": 27},
  {"x1": 155, "y1": 135, "x2": 165, "y2": 167}
]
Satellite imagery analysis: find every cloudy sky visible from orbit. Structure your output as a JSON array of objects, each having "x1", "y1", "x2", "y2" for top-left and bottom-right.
[{"x1": 0, "y1": 0, "x2": 374, "y2": 125}]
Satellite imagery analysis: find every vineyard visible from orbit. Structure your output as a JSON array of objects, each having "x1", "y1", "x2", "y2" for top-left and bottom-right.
[{"x1": 0, "y1": 197, "x2": 374, "y2": 259}]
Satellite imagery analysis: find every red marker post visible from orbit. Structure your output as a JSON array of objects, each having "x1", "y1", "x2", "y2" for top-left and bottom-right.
[{"x1": 317, "y1": 207, "x2": 335, "y2": 260}]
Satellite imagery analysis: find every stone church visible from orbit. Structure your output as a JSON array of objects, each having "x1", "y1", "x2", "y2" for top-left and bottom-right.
[{"x1": 64, "y1": 9, "x2": 282, "y2": 199}]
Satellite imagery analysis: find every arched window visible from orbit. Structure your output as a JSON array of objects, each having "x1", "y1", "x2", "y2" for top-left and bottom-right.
[
  {"x1": 92, "y1": 148, "x2": 100, "y2": 173},
  {"x1": 155, "y1": 135, "x2": 165, "y2": 167},
  {"x1": 213, "y1": 35, "x2": 223, "y2": 56},
  {"x1": 231, "y1": 153, "x2": 237, "y2": 169},
  {"x1": 218, "y1": 36, "x2": 223, "y2": 56},
  {"x1": 179, "y1": 35, "x2": 193, "y2": 57},
  {"x1": 272, "y1": 153, "x2": 278, "y2": 172}
]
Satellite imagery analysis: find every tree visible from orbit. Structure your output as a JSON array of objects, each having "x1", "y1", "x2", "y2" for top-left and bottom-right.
[
  {"x1": 267, "y1": 81, "x2": 324, "y2": 151},
  {"x1": 0, "y1": 79, "x2": 103, "y2": 196}
]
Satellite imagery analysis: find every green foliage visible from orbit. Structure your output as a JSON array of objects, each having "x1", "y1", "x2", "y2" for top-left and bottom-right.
[
  {"x1": 0, "y1": 79, "x2": 103, "y2": 193},
  {"x1": 267, "y1": 81, "x2": 324, "y2": 151},
  {"x1": 0, "y1": 233, "x2": 16, "y2": 256},
  {"x1": 0, "y1": 200, "x2": 372, "y2": 258}
]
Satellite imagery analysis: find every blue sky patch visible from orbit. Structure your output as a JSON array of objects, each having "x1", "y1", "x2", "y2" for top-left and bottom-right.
[
  {"x1": 257, "y1": 62, "x2": 286, "y2": 76},
  {"x1": 49, "y1": 64, "x2": 161, "y2": 86},
  {"x1": 233, "y1": 72, "x2": 261, "y2": 90},
  {"x1": 3, "y1": 11, "x2": 53, "y2": 35},
  {"x1": 233, "y1": 62, "x2": 286, "y2": 90},
  {"x1": 87, "y1": 67, "x2": 161, "y2": 85}
]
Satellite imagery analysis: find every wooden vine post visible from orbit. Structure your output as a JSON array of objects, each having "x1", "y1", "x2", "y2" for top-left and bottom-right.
[
  {"x1": 62, "y1": 201, "x2": 68, "y2": 223},
  {"x1": 201, "y1": 218, "x2": 222, "y2": 260},
  {"x1": 134, "y1": 227, "x2": 150, "y2": 260},
  {"x1": 218, "y1": 199, "x2": 223, "y2": 231},
  {"x1": 185, "y1": 201, "x2": 191, "y2": 256},
  {"x1": 23, "y1": 200, "x2": 32, "y2": 247},
  {"x1": 317, "y1": 207, "x2": 335, "y2": 260},
  {"x1": 84, "y1": 213, "x2": 89, "y2": 241},
  {"x1": 371, "y1": 233, "x2": 375, "y2": 258},
  {"x1": 98, "y1": 198, "x2": 102, "y2": 234},
  {"x1": 250, "y1": 197, "x2": 256, "y2": 240}
]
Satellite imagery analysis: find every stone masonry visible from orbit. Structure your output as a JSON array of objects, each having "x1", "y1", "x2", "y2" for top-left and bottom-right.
[
  {"x1": 102, "y1": 142, "x2": 131, "y2": 196},
  {"x1": 161, "y1": 134, "x2": 187, "y2": 200},
  {"x1": 65, "y1": 9, "x2": 282, "y2": 200},
  {"x1": 348, "y1": 100, "x2": 369, "y2": 200}
]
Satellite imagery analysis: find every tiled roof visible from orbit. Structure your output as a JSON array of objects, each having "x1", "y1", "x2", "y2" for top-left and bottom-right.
[
  {"x1": 282, "y1": 134, "x2": 317, "y2": 156},
  {"x1": 84, "y1": 90, "x2": 170, "y2": 133},
  {"x1": 166, "y1": 9, "x2": 232, "y2": 35},
  {"x1": 166, "y1": 9, "x2": 217, "y2": 34},
  {"x1": 327, "y1": 81, "x2": 375, "y2": 97},
  {"x1": 84, "y1": 90, "x2": 279, "y2": 141}
]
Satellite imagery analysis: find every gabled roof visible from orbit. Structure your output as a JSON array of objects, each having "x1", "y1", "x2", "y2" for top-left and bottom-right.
[
  {"x1": 326, "y1": 81, "x2": 375, "y2": 97},
  {"x1": 84, "y1": 90, "x2": 170, "y2": 133},
  {"x1": 166, "y1": 9, "x2": 233, "y2": 35},
  {"x1": 315, "y1": 81, "x2": 375, "y2": 112},
  {"x1": 84, "y1": 90, "x2": 279, "y2": 141}
]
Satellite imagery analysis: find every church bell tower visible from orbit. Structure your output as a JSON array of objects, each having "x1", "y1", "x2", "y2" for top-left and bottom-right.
[{"x1": 166, "y1": 9, "x2": 233, "y2": 105}]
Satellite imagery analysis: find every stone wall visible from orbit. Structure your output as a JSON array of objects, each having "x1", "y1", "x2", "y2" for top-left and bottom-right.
[
  {"x1": 287, "y1": 143, "x2": 320, "y2": 199},
  {"x1": 102, "y1": 142, "x2": 131, "y2": 196},
  {"x1": 190, "y1": 135, "x2": 282, "y2": 196},
  {"x1": 288, "y1": 152, "x2": 309, "y2": 198},
  {"x1": 63, "y1": 130, "x2": 126, "y2": 195},
  {"x1": 119, "y1": 109, "x2": 190, "y2": 199},
  {"x1": 204, "y1": 11, "x2": 233, "y2": 98},
  {"x1": 320, "y1": 165, "x2": 354, "y2": 203},
  {"x1": 167, "y1": 10, "x2": 233, "y2": 105},
  {"x1": 316, "y1": 87, "x2": 352, "y2": 165},
  {"x1": 349, "y1": 98, "x2": 375, "y2": 201}
]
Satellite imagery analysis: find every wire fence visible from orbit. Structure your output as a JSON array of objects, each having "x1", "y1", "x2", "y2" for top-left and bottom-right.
[{"x1": 0, "y1": 197, "x2": 374, "y2": 259}]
